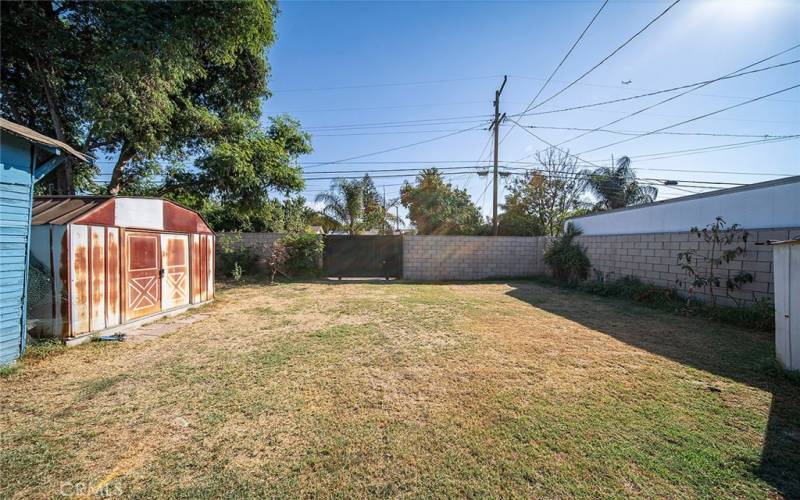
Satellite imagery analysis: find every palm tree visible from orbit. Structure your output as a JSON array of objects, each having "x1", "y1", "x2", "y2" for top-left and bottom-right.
[
  {"x1": 586, "y1": 156, "x2": 657, "y2": 210},
  {"x1": 314, "y1": 177, "x2": 401, "y2": 234},
  {"x1": 315, "y1": 179, "x2": 366, "y2": 235}
]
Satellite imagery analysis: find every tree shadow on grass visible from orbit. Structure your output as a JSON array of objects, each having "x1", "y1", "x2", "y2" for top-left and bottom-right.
[{"x1": 502, "y1": 280, "x2": 800, "y2": 498}]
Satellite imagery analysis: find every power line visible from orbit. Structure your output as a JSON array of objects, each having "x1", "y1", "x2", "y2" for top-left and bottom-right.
[
  {"x1": 532, "y1": 105, "x2": 800, "y2": 125},
  {"x1": 302, "y1": 160, "x2": 493, "y2": 165},
  {"x1": 299, "y1": 165, "x2": 493, "y2": 175},
  {"x1": 502, "y1": 0, "x2": 609, "y2": 144},
  {"x1": 303, "y1": 114, "x2": 490, "y2": 131},
  {"x1": 515, "y1": 56, "x2": 800, "y2": 120},
  {"x1": 498, "y1": 118, "x2": 751, "y2": 193},
  {"x1": 301, "y1": 167, "x2": 751, "y2": 187},
  {"x1": 304, "y1": 171, "x2": 479, "y2": 181},
  {"x1": 299, "y1": 159, "x2": 794, "y2": 174},
  {"x1": 525, "y1": 135, "x2": 800, "y2": 165},
  {"x1": 551, "y1": 45, "x2": 800, "y2": 149},
  {"x1": 577, "y1": 83, "x2": 800, "y2": 155},
  {"x1": 476, "y1": 175, "x2": 492, "y2": 213},
  {"x1": 466, "y1": 131, "x2": 495, "y2": 191},
  {"x1": 506, "y1": 115, "x2": 604, "y2": 169},
  {"x1": 312, "y1": 128, "x2": 472, "y2": 137},
  {"x1": 620, "y1": 135, "x2": 800, "y2": 161},
  {"x1": 266, "y1": 99, "x2": 490, "y2": 114},
  {"x1": 271, "y1": 75, "x2": 504, "y2": 93},
  {"x1": 303, "y1": 124, "x2": 486, "y2": 169},
  {"x1": 526, "y1": 0, "x2": 682, "y2": 114},
  {"x1": 502, "y1": 161, "x2": 797, "y2": 177},
  {"x1": 508, "y1": 74, "x2": 800, "y2": 104},
  {"x1": 519, "y1": 124, "x2": 798, "y2": 139},
  {"x1": 300, "y1": 163, "x2": 748, "y2": 188},
  {"x1": 301, "y1": 182, "x2": 407, "y2": 194}
]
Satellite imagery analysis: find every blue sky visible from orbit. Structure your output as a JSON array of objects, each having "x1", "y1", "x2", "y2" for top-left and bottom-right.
[{"x1": 261, "y1": 0, "x2": 800, "y2": 219}]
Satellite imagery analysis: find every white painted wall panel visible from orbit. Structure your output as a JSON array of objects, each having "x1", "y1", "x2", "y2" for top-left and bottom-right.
[
  {"x1": 114, "y1": 198, "x2": 163, "y2": 230},
  {"x1": 774, "y1": 242, "x2": 800, "y2": 371},
  {"x1": 569, "y1": 178, "x2": 800, "y2": 235},
  {"x1": 792, "y1": 245, "x2": 800, "y2": 371}
]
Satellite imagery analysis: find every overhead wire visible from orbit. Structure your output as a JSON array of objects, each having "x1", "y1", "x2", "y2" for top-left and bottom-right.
[
  {"x1": 517, "y1": 124, "x2": 798, "y2": 139},
  {"x1": 303, "y1": 114, "x2": 490, "y2": 131},
  {"x1": 524, "y1": 0, "x2": 682, "y2": 114},
  {"x1": 271, "y1": 75, "x2": 504, "y2": 93},
  {"x1": 303, "y1": 123, "x2": 487, "y2": 169},
  {"x1": 501, "y1": 0, "x2": 609, "y2": 144},
  {"x1": 577, "y1": 83, "x2": 800, "y2": 155},
  {"x1": 514, "y1": 56, "x2": 800, "y2": 120},
  {"x1": 549, "y1": 47, "x2": 800, "y2": 150},
  {"x1": 615, "y1": 135, "x2": 800, "y2": 161}
]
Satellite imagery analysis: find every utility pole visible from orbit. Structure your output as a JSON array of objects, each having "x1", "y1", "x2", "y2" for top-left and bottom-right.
[{"x1": 490, "y1": 75, "x2": 507, "y2": 236}]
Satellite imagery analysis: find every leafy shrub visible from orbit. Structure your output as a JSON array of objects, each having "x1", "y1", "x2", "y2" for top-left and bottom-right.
[
  {"x1": 530, "y1": 274, "x2": 774, "y2": 332},
  {"x1": 280, "y1": 232, "x2": 323, "y2": 277},
  {"x1": 231, "y1": 262, "x2": 243, "y2": 282},
  {"x1": 676, "y1": 217, "x2": 751, "y2": 307},
  {"x1": 704, "y1": 297, "x2": 774, "y2": 332},
  {"x1": 578, "y1": 275, "x2": 680, "y2": 307},
  {"x1": 544, "y1": 223, "x2": 590, "y2": 283}
]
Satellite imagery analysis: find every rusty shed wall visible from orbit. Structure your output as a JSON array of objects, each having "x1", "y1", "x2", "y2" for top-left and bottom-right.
[{"x1": 30, "y1": 199, "x2": 214, "y2": 340}]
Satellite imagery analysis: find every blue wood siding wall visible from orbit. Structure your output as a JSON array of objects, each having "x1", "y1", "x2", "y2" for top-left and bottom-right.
[{"x1": 0, "y1": 132, "x2": 34, "y2": 364}]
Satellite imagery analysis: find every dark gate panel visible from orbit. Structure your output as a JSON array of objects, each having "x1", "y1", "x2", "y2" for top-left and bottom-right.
[{"x1": 323, "y1": 235, "x2": 402, "y2": 278}]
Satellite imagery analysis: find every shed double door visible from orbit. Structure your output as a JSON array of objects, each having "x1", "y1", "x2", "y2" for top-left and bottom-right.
[{"x1": 123, "y1": 231, "x2": 191, "y2": 321}]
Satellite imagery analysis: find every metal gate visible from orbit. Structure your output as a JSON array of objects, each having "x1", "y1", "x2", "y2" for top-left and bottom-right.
[{"x1": 323, "y1": 235, "x2": 403, "y2": 278}]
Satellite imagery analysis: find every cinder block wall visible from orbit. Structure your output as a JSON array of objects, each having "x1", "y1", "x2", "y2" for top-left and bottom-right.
[
  {"x1": 403, "y1": 236, "x2": 552, "y2": 281},
  {"x1": 576, "y1": 227, "x2": 800, "y2": 306},
  {"x1": 218, "y1": 229, "x2": 798, "y2": 305},
  {"x1": 216, "y1": 232, "x2": 284, "y2": 257}
]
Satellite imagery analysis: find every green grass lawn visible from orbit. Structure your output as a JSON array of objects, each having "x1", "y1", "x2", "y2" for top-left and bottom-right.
[{"x1": 1, "y1": 280, "x2": 798, "y2": 498}]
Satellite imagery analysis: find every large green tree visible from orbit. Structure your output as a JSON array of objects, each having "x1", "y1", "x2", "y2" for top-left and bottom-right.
[
  {"x1": 587, "y1": 156, "x2": 658, "y2": 210},
  {"x1": 160, "y1": 115, "x2": 312, "y2": 232},
  {"x1": 1, "y1": 0, "x2": 277, "y2": 194},
  {"x1": 400, "y1": 168, "x2": 484, "y2": 235},
  {"x1": 498, "y1": 148, "x2": 588, "y2": 236}
]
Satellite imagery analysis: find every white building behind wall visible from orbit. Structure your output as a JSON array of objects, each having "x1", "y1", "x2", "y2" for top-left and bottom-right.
[{"x1": 568, "y1": 176, "x2": 800, "y2": 235}]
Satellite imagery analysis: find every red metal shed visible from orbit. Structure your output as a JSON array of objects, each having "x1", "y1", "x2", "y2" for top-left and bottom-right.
[{"x1": 28, "y1": 196, "x2": 214, "y2": 341}]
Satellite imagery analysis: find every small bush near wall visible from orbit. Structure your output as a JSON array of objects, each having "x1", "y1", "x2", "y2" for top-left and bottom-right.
[
  {"x1": 544, "y1": 223, "x2": 590, "y2": 283},
  {"x1": 280, "y1": 232, "x2": 323, "y2": 277}
]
